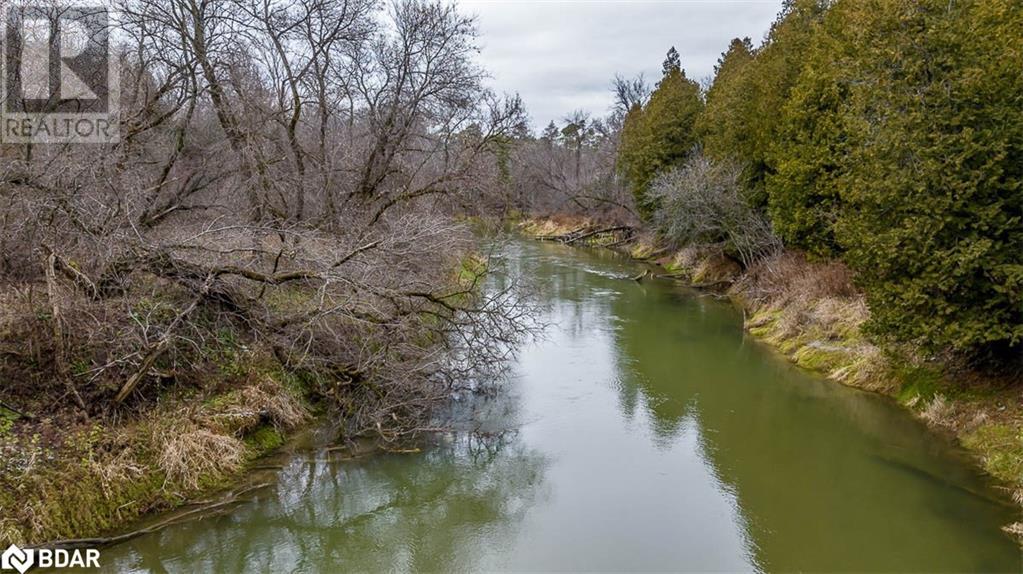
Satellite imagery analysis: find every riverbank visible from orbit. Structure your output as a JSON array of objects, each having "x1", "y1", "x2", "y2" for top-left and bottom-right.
[
  {"x1": 0, "y1": 345, "x2": 314, "y2": 546},
  {"x1": 521, "y1": 215, "x2": 1023, "y2": 539},
  {"x1": 0, "y1": 241, "x2": 495, "y2": 547}
]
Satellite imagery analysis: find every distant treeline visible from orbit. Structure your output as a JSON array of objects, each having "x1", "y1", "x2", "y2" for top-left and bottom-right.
[{"x1": 615, "y1": 0, "x2": 1022, "y2": 365}]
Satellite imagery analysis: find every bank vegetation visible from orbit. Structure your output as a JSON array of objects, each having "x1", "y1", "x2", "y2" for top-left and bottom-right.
[
  {"x1": 0, "y1": 0, "x2": 534, "y2": 545},
  {"x1": 510, "y1": 0, "x2": 1023, "y2": 538}
]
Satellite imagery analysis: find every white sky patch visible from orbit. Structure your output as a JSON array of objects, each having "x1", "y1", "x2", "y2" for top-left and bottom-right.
[{"x1": 460, "y1": 0, "x2": 784, "y2": 131}]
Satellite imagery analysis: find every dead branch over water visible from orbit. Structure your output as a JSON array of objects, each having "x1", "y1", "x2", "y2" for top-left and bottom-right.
[{"x1": 0, "y1": 0, "x2": 536, "y2": 440}]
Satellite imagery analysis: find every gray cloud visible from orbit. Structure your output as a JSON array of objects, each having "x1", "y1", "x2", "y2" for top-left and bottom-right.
[{"x1": 460, "y1": 0, "x2": 784, "y2": 130}]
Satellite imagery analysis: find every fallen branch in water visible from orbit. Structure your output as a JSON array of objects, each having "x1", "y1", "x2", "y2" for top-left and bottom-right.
[{"x1": 37, "y1": 482, "x2": 273, "y2": 549}]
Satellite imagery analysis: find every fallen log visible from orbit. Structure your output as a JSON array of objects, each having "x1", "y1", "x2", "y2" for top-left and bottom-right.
[{"x1": 562, "y1": 225, "x2": 634, "y2": 245}]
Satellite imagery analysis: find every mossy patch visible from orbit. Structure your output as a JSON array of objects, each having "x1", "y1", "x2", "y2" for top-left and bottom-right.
[
  {"x1": 246, "y1": 426, "x2": 285, "y2": 453},
  {"x1": 894, "y1": 362, "x2": 944, "y2": 406},
  {"x1": 962, "y1": 424, "x2": 1023, "y2": 486},
  {"x1": 793, "y1": 344, "x2": 848, "y2": 373}
]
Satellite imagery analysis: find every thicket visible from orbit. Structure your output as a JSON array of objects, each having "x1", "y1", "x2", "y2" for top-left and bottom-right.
[
  {"x1": 617, "y1": 0, "x2": 1023, "y2": 365},
  {"x1": 0, "y1": 0, "x2": 534, "y2": 491},
  {"x1": 647, "y1": 154, "x2": 780, "y2": 268}
]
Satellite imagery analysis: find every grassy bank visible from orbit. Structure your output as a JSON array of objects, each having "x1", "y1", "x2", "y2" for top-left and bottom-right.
[
  {"x1": 522, "y1": 216, "x2": 1023, "y2": 538},
  {"x1": 0, "y1": 346, "x2": 313, "y2": 546}
]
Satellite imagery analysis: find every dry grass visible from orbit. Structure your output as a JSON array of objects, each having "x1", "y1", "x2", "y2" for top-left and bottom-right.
[
  {"x1": 155, "y1": 426, "x2": 246, "y2": 491},
  {"x1": 659, "y1": 246, "x2": 741, "y2": 285},
  {"x1": 198, "y1": 376, "x2": 309, "y2": 435},
  {"x1": 919, "y1": 394, "x2": 957, "y2": 429},
  {"x1": 727, "y1": 251, "x2": 890, "y2": 390},
  {"x1": 519, "y1": 215, "x2": 593, "y2": 238},
  {"x1": 0, "y1": 353, "x2": 311, "y2": 546},
  {"x1": 737, "y1": 251, "x2": 858, "y2": 307}
]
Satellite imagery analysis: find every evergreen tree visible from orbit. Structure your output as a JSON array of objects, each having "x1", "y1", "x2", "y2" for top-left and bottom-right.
[
  {"x1": 541, "y1": 121, "x2": 560, "y2": 147},
  {"x1": 698, "y1": 38, "x2": 757, "y2": 188},
  {"x1": 832, "y1": 0, "x2": 1023, "y2": 359},
  {"x1": 765, "y1": 7, "x2": 848, "y2": 257},
  {"x1": 743, "y1": 0, "x2": 829, "y2": 206},
  {"x1": 618, "y1": 49, "x2": 703, "y2": 218}
]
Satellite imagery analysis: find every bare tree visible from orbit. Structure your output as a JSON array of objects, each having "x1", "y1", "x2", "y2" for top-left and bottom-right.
[{"x1": 0, "y1": 0, "x2": 535, "y2": 442}]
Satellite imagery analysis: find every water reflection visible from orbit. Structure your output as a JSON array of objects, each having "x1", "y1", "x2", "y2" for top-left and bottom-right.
[
  {"x1": 100, "y1": 239, "x2": 1020, "y2": 573},
  {"x1": 106, "y1": 431, "x2": 548, "y2": 573}
]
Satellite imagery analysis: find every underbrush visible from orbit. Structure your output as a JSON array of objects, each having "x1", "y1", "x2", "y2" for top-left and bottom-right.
[
  {"x1": 0, "y1": 276, "x2": 317, "y2": 545},
  {"x1": 0, "y1": 226, "x2": 516, "y2": 544},
  {"x1": 0, "y1": 356, "x2": 310, "y2": 546}
]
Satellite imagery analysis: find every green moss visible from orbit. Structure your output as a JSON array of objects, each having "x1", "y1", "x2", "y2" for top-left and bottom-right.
[
  {"x1": 245, "y1": 426, "x2": 284, "y2": 453},
  {"x1": 962, "y1": 424, "x2": 1023, "y2": 485},
  {"x1": 0, "y1": 411, "x2": 16, "y2": 436},
  {"x1": 892, "y1": 362, "x2": 943, "y2": 405},
  {"x1": 264, "y1": 286, "x2": 316, "y2": 314},
  {"x1": 793, "y1": 345, "x2": 846, "y2": 373}
]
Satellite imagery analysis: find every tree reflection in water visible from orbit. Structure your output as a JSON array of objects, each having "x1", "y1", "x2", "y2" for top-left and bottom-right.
[{"x1": 103, "y1": 428, "x2": 547, "y2": 573}]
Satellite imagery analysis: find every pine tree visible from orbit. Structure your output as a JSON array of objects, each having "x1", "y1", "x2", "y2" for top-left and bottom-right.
[{"x1": 540, "y1": 121, "x2": 560, "y2": 147}]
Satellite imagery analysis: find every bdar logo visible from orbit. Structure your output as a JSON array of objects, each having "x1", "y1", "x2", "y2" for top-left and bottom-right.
[
  {"x1": 0, "y1": 544, "x2": 100, "y2": 571},
  {"x1": 0, "y1": 544, "x2": 33, "y2": 574}
]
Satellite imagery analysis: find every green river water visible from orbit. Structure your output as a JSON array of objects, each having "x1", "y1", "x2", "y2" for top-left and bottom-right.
[{"x1": 99, "y1": 238, "x2": 1020, "y2": 572}]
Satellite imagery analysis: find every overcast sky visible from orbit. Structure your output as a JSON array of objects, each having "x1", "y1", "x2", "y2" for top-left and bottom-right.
[{"x1": 459, "y1": 0, "x2": 784, "y2": 131}]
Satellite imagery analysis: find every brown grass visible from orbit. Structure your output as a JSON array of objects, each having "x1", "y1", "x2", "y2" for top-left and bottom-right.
[
  {"x1": 198, "y1": 376, "x2": 309, "y2": 435},
  {"x1": 0, "y1": 355, "x2": 311, "y2": 546},
  {"x1": 155, "y1": 425, "x2": 246, "y2": 490},
  {"x1": 737, "y1": 251, "x2": 858, "y2": 307}
]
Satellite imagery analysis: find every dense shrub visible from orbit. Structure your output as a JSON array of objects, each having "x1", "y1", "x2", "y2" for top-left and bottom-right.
[
  {"x1": 765, "y1": 4, "x2": 849, "y2": 258},
  {"x1": 648, "y1": 154, "x2": 780, "y2": 268}
]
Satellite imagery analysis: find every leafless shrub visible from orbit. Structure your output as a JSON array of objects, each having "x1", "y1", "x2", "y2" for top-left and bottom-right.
[
  {"x1": 0, "y1": 0, "x2": 537, "y2": 442},
  {"x1": 648, "y1": 153, "x2": 781, "y2": 267}
]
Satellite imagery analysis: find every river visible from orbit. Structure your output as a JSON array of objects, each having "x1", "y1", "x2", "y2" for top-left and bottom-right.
[{"x1": 99, "y1": 238, "x2": 1021, "y2": 572}]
